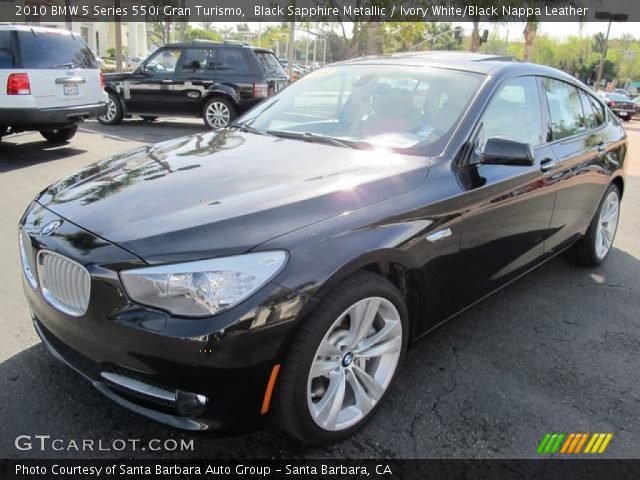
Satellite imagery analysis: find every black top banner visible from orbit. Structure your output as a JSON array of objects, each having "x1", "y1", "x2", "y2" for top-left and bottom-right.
[{"x1": 0, "y1": 0, "x2": 639, "y2": 23}]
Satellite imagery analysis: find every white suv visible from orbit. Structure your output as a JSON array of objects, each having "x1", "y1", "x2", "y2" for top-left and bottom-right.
[{"x1": 0, "y1": 24, "x2": 107, "y2": 143}]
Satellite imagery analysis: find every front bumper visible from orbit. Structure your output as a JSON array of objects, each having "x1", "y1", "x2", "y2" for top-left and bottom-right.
[
  {"x1": 0, "y1": 102, "x2": 107, "y2": 128},
  {"x1": 20, "y1": 203, "x2": 315, "y2": 434}
]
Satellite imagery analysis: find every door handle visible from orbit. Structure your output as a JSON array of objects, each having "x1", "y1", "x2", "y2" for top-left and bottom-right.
[{"x1": 540, "y1": 158, "x2": 556, "y2": 173}]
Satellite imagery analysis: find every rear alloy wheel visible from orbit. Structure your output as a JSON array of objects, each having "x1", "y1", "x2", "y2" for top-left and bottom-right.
[
  {"x1": 98, "y1": 92, "x2": 124, "y2": 125},
  {"x1": 203, "y1": 97, "x2": 236, "y2": 129},
  {"x1": 39, "y1": 125, "x2": 77, "y2": 143},
  {"x1": 570, "y1": 183, "x2": 621, "y2": 266},
  {"x1": 275, "y1": 271, "x2": 408, "y2": 444}
]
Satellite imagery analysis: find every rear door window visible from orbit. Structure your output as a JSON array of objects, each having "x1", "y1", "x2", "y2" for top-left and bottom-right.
[
  {"x1": 17, "y1": 31, "x2": 97, "y2": 69},
  {"x1": 255, "y1": 51, "x2": 286, "y2": 77},
  {"x1": 215, "y1": 47, "x2": 251, "y2": 75},
  {"x1": 542, "y1": 78, "x2": 586, "y2": 140},
  {"x1": 0, "y1": 31, "x2": 15, "y2": 68},
  {"x1": 179, "y1": 48, "x2": 215, "y2": 72}
]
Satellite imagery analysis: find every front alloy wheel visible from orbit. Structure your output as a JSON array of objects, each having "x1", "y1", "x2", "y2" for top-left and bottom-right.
[
  {"x1": 275, "y1": 271, "x2": 408, "y2": 444},
  {"x1": 307, "y1": 297, "x2": 402, "y2": 431}
]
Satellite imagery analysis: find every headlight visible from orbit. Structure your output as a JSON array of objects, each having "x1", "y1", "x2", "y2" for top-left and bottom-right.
[{"x1": 119, "y1": 251, "x2": 287, "y2": 317}]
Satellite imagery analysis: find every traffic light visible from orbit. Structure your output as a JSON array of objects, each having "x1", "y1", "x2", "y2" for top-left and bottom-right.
[
  {"x1": 454, "y1": 26, "x2": 463, "y2": 44},
  {"x1": 480, "y1": 29, "x2": 489, "y2": 45}
]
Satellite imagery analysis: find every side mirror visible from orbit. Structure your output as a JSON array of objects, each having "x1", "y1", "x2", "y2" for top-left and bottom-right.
[{"x1": 481, "y1": 137, "x2": 534, "y2": 167}]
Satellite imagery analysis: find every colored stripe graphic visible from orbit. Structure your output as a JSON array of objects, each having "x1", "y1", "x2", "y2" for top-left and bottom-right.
[{"x1": 539, "y1": 433, "x2": 613, "y2": 454}]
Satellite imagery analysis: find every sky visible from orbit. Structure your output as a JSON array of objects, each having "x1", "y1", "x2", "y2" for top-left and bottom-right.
[{"x1": 210, "y1": 21, "x2": 640, "y2": 42}]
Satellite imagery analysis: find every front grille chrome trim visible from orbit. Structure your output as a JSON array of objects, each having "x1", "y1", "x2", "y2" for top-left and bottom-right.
[{"x1": 36, "y1": 250, "x2": 91, "y2": 317}]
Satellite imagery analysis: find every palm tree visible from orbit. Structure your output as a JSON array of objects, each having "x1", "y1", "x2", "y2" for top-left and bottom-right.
[{"x1": 523, "y1": 0, "x2": 580, "y2": 61}]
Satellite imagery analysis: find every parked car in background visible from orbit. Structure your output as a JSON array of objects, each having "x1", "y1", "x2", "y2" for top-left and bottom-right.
[
  {"x1": 99, "y1": 40, "x2": 288, "y2": 129},
  {"x1": 614, "y1": 88, "x2": 630, "y2": 97},
  {"x1": 632, "y1": 96, "x2": 640, "y2": 117},
  {"x1": 125, "y1": 56, "x2": 144, "y2": 71},
  {"x1": 0, "y1": 25, "x2": 107, "y2": 143},
  {"x1": 279, "y1": 59, "x2": 307, "y2": 80},
  {"x1": 21, "y1": 52, "x2": 625, "y2": 444},
  {"x1": 599, "y1": 92, "x2": 636, "y2": 121}
]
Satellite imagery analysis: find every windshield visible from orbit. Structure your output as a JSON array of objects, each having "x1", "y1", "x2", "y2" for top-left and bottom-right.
[{"x1": 238, "y1": 65, "x2": 483, "y2": 155}]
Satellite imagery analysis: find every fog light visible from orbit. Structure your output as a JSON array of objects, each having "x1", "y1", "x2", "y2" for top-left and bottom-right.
[{"x1": 176, "y1": 391, "x2": 208, "y2": 416}]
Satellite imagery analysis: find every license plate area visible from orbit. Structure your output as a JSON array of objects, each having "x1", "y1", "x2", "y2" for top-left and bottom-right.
[{"x1": 63, "y1": 84, "x2": 79, "y2": 96}]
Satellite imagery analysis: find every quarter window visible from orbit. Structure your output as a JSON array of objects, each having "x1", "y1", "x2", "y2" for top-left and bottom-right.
[
  {"x1": 480, "y1": 76, "x2": 544, "y2": 148},
  {"x1": 0, "y1": 31, "x2": 14, "y2": 68},
  {"x1": 589, "y1": 95, "x2": 606, "y2": 126},
  {"x1": 542, "y1": 78, "x2": 586, "y2": 140},
  {"x1": 578, "y1": 90, "x2": 598, "y2": 130}
]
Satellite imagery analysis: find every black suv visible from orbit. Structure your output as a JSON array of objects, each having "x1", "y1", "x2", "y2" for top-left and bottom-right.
[{"x1": 99, "y1": 41, "x2": 288, "y2": 129}]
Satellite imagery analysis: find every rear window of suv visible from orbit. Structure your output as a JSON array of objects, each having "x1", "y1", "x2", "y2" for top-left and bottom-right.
[
  {"x1": 17, "y1": 31, "x2": 97, "y2": 69},
  {"x1": 0, "y1": 31, "x2": 14, "y2": 68},
  {"x1": 255, "y1": 51, "x2": 286, "y2": 77}
]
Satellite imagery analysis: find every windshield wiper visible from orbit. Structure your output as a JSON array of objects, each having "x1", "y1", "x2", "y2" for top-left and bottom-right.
[
  {"x1": 266, "y1": 131, "x2": 357, "y2": 149},
  {"x1": 53, "y1": 62, "x2": 76, "y2": 69},
  {"x1": 227, "y1": 121, "x2": 266, "y2": 135}
]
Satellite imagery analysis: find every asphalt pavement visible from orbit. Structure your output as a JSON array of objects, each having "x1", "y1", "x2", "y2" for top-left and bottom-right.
[{"x1": 0, "y1": 117, "x2": 638, "y2": 459}]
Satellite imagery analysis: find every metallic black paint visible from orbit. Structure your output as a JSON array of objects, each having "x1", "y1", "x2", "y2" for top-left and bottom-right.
[{"x1": 20, "y1": 56, "x2": 627, "y2": 433}]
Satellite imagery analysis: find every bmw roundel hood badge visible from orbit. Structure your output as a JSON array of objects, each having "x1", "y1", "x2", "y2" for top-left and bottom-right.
[{"x1": 40, "y1": 220, "x2": 62, "y2": 237}]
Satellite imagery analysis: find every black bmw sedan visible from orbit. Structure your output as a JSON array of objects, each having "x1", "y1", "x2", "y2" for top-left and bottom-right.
[{"x1": 20, "y1": 52, "x2": 626, "y2": 444}]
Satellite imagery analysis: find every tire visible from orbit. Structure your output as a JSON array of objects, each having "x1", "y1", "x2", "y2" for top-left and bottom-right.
[
  {"x1": 202, "y1": 97, "x2": 236, "y2": 129},
  {"x1": 274, "y1": 271, "x2": 409, "y2": 444},
  {"x1": 98, "y1": 92, "x2": 124, "y2": 125},
  {"x1": 39, "y1": 125, "x2": 77, "y2": 143},
  {"x1": 569, "y1": 183, "x2": 621, "y2": 266},
  {"x1": 140, "y1": 116, "x2": 158, "y2": 122}
]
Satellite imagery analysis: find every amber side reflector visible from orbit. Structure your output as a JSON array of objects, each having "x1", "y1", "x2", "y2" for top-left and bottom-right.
[{"x1": 260, "y1": 364, "x2": 281, "y2": 415}]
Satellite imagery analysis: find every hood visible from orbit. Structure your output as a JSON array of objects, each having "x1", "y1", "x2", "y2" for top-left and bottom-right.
[
  {"x1": 103, "y1": 72, "x2": 134, "y2": 83},
  {"x1": 38, "y1": 130, "x2": 429, "y2": 263}
]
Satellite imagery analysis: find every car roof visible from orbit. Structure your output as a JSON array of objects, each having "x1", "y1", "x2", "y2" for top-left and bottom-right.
[
  {"x1": 161, "y1": 40, "x2": 272, "y2": 53},
  {"x1": 332, "y1": 50, "x2": 578, "y2": 80},
  {"x1": 0, "y1": 24, "x2": 74, "y2": 35}
]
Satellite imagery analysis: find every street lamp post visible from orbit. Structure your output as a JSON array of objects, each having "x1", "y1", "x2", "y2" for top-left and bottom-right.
[{"x1": 594, "y1": 11, "x2": 628, "y2": 91}]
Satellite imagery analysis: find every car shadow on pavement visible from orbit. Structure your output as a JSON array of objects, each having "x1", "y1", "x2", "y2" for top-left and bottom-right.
[
  {"x1": 0, "y1": 141, "x2": 87, "y2": 174},
  {"x1": 80, "y1": 119, "x2": 206, "y2": 145},
  {"x1": 1, "y1": 248, "x2": 639, "y2": 459}
]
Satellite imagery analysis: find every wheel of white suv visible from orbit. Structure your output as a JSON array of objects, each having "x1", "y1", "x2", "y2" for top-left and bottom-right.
[
  {"x1": 98, "y1": 92, "x2": 124, "y2": 125},
  {"x1": 39, "y1": 125, "x2": 77, "y2": 143},
  {"x1": 275, "y1": 271, "x2": 408, "y2": 444},
  {"x1": 203, "y1": 97, "x2": 236, "y2": 129},
  {"x1": 570, "y1": 183, "x2": 621, "y2": 266}
]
